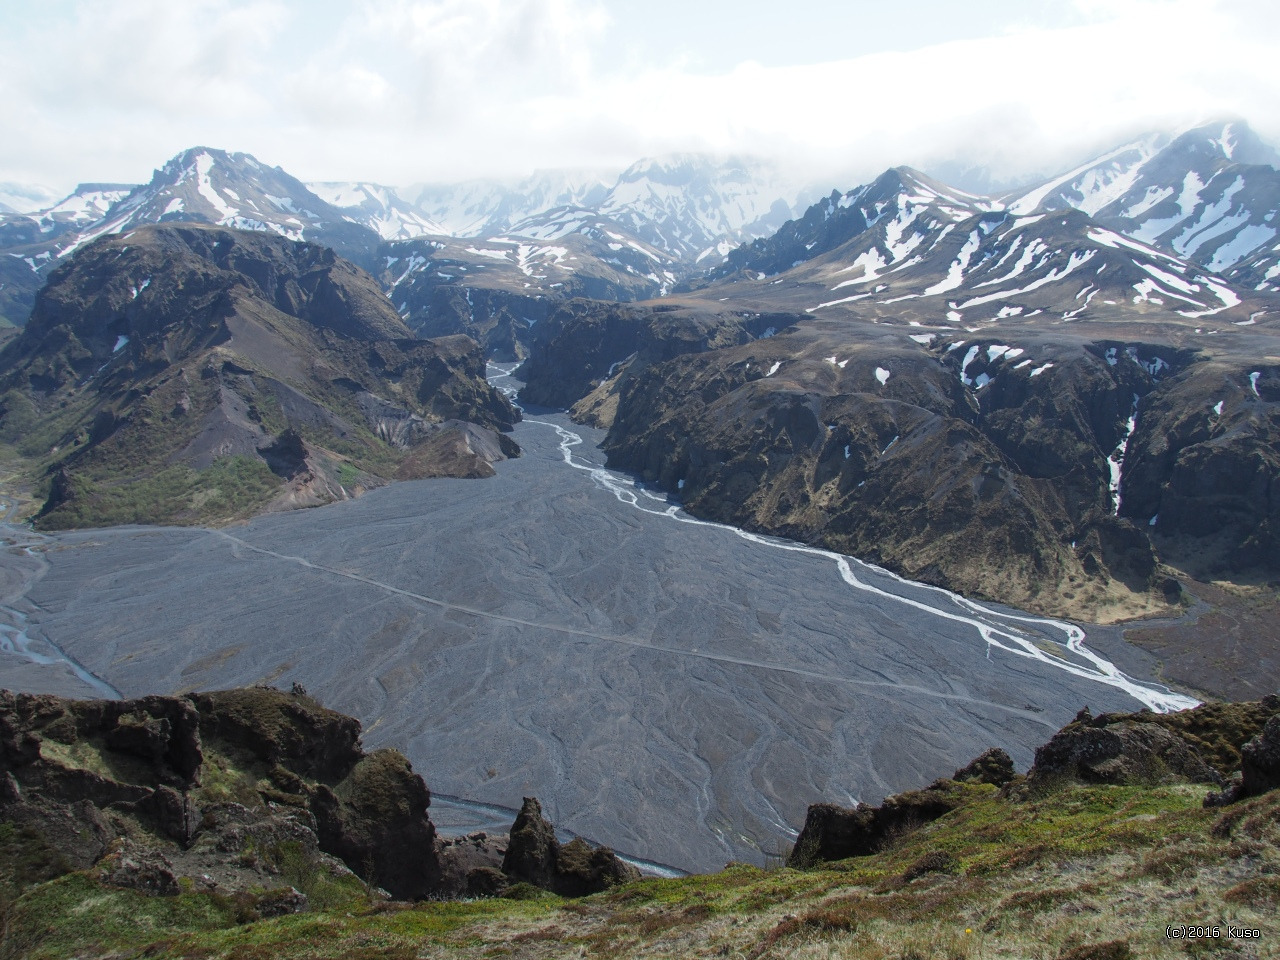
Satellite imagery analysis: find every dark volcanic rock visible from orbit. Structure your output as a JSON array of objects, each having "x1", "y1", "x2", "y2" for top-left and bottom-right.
[
  {"x1": 502, "y1": 796, "x2": 639, "y2": 896},
  {"x1": 0, "y1": 223, "x2": 519, "y2": 529},
  {"x1": 787, "y1": 781, "x2": 968, "y2": 869},
  {"x1": 1121, "y1": 361, "x2": 1280, "y2": 575},
  {"x1": 598, "y1": 332, "x2": 1167, "y2": 620},
  {"x1": 0, "y1": 687, "x2": 448, "y2": 901},
  {"x1": 312, "y1": 749, "x2": 442, "y2": 899}
]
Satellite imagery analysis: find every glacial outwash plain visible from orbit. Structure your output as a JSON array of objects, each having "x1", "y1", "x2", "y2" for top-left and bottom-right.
[{"x1": 1, "y1": 366, "x2": 1193, "y2": 874}]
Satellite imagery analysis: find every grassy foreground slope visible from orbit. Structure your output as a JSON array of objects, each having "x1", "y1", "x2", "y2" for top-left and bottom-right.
[
  {"x1": 5, "y1": 781, "x2": 1276, "y2": 959},
  {"x1": 3, "y1": 697, "x2": 1278, "y2": 960}
]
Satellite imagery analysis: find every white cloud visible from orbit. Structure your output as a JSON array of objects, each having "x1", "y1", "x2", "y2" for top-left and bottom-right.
[{"x1": 0, "y1": 0, "x2": 1275, "y2": 194}]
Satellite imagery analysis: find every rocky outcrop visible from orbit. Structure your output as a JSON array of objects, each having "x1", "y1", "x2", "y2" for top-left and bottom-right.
[
  {"x1": 1241, "y1": 715, "x2": 1280, "y2": 796},
  {"x1": 0, "y1": 687, "x2": 445, "y2": 901},
  {"x1": 1030, "y1": 713, "x2": 1222, "y2": 787},
  {"x1": 787, "y1": 780, "x2": 969, "y2": 869},
  {"x1": 789, "y1": 699, "x2": 1280, "y2": 870},
  {"x1": 501, "y1": 797, "x2": 639, "y2": 896},
  {"x1": 1030, "y1": 699, "x2": 1280, "y2": 791},
  {"x1": 953, "y1": 748, "x2": 1015, "y2": 787}
]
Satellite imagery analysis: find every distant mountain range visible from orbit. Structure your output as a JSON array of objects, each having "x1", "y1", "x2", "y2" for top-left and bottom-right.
[{"x1": 0, "y1": 119, "x2": 1274, "y2": 364}]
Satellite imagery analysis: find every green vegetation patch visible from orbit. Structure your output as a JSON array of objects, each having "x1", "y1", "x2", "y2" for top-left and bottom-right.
[
  {"x1": 37, "y1": 455, "x2": 281, "y2": 529},
  {"x1": 4, "y1": 872, "x2": 240, "y2": 959}
]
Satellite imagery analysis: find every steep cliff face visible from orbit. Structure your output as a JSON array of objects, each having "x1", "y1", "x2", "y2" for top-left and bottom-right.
[
  {"x1": 518, "y1": 300, "x2": 786, "y2": 411},
  {"x1": 0, "y1": 224, "x2": 519, "y2": 529},
  {"x1": 599, "y1": 330, "x2": 1188, "y2": 621},
  {"x1": 1120, "y1": 362, "x2": 1280, "y2": 574}
]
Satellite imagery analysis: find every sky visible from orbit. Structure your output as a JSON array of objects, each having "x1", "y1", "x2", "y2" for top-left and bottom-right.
[{"x1": 1, "y1": 0, "x2": 1277, "y2": 199}]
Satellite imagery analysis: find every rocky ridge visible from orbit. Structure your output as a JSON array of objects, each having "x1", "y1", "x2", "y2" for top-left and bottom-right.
[{"x1": 0, "y1": 687, "x2": 635, "y2": 909}]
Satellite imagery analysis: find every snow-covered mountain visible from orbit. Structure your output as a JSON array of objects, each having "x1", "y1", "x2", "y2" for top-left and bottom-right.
[
  {"x1": 406, "y1": 155, "x2": 813, "y2": 264},
  {"x1": 709, "y1": 167, "x2": 996, "y2": 283},
  {"x1": 698, "y1": 165, "x2": 1264, "y2": 328},
  {"x1": 1005, "y1": 120, "x2": 1280, "y2": 276},
  {"x1": 409, "y1": 169, "x2": 615, "y2": 238},
  {"x1": 49, "y1": 147, "x2": 382, "y2": 263},
  {"x1": 595, "y1": 154, "x2": 811, "y2": 263},
  {"x1": 307, "y1": 181, "x2": 446, "y2": 240},
  {"x1": 0, "y1": 148, "x2": 385, "y2": 325}
]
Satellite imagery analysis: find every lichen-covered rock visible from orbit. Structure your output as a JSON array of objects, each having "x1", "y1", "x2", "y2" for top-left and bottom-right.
[
  {"x1": 1031, "y1": 714, "x2": 1221, "y2": 787},
  {"x1": 501, "y1": 796, "x2": 638, "y2": 896}
]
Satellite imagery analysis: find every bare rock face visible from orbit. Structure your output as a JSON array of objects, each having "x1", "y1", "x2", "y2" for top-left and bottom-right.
[
  {"x1": 501, "y1": 796, "x2": 639, "y2": 896},
  {"x1": 0, "y1": 687, "x2": 446, "y2": 901}
]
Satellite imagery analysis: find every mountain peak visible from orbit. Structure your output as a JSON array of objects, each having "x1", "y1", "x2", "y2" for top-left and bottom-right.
[{"x1": 1166, "y1": 118, "x2": 1279, "y2": 168}]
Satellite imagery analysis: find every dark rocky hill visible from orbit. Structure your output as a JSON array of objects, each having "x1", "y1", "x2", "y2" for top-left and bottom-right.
[{"x1": 0, "y1": 223, "x2": 519, "y2": 529}]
